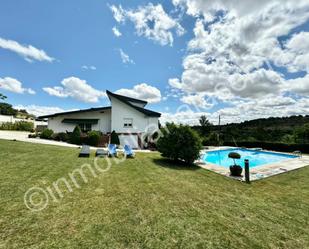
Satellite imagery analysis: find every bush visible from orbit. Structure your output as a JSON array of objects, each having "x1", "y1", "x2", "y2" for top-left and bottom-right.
[
  {"x1": 110, "y1": 130, "x2": 120, "y2": 145},
  {"x1": 0, "y1": 121, "x2": 34, "y2": 131},
  {"x1": 70, "y1": 125, "x2": 82, "y2": 145},
  {"x1": 28, "y1": 133, "x2": 39, "y2": 138},
  {"x1": 15, "y1": 121, "x2": 34, "y2": 131},
  {"x1": 40, "y1": 129, "x2": 54, "y2": 139},
  {"x1": 87, "y1": 131, "x2": 101, "y2": 146},
  {"x1": 157, "y1": 123, "x2": 202, "y2": 165},
  {"x1": 53, "y1": 132, "x2": 69, "y2": 142}
]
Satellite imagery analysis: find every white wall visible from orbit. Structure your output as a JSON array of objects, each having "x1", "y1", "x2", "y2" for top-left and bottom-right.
[
  {"x1": 48, "y1": 109, "x2": 111, "y2": 133},
  {"x1": 0, "y1": 114, "x2": 47, "y2": 128},
  {"x1": 110, "y1": 96, "x2": 159, "y2": 134}
]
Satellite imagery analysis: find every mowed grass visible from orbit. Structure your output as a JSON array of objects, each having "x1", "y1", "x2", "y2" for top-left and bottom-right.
[{"x1": 0, "y1": 140, "x2": 308, "y2": 249}]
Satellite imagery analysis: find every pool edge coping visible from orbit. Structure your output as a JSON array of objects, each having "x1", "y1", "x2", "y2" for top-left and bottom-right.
[{"x1": 197, "y1": 147, "x2": 309, "y2": 181}]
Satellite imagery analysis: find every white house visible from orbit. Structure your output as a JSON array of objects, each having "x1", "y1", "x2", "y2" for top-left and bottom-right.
[{"x1": 39, "y1": 90, "x2": 161, "y2": 148}]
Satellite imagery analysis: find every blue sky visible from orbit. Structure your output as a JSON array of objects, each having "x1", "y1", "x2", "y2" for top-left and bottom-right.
[{"x1": 1, "y1": 0, "x2": 309, "y2": 124}]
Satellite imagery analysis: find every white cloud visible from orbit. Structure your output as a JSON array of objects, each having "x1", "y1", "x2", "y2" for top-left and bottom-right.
[
  {"x1": 0, "y1": 77, "x2": 35, "y2": 94},
  {"x1": 284, "y1": 74, "x2": 309, "y2": 95},
  {"x1": 43, "y1": 77, "x2": 106, "y2": 103},
  {"x1": 110, "y1": 3, "x2": 185, "y2": 46},
  {"x1": 0, "y1": 37, "x2": 54, "y2": 62},
  {"x1": 180, "y1": 94, "x2": 213, "y2": 109},
  {"x1": 115, "y1": 83, "x2": 161, "y2": 103},
  {"x1": 160, "y1": 110, "x2": 207, "y2": 125},
  {"x1": 81, "y1": 65, "x2": 96, "y2": 70},
  {"x1": 13, "y1": 105, "x2": 71, "y2": 117},
  {"x1": 160, "y1": 95, "x2": 309, "y2": 125},
  {"x1": 109, "y1": 4, "x2": 125, "y2": 23},
  {"x1": 112, "y1": 26, "x2": 122, "y2": 37},
  {"x1": 119, "y1": 49, "x2": 134, "y2": 64},
  {"x1": 168, "y1": 78, "x2": 182, "y2": 89},
  {"x1": 167, "y1": 0, "x2": 309, "y2": 119}
]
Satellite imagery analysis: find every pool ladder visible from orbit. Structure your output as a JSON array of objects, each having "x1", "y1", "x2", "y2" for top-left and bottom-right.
[{"x1": 292, "y1": 150, "x2": 302, "y2": 158}]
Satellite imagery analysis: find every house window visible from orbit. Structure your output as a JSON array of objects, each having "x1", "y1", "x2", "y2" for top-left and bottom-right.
[
  {"x1": 79, "y1": 123, "x2": 92, "y2": 132},
  {"x1": 124, "y1": 118, "x2": 133, "y2": 128}
]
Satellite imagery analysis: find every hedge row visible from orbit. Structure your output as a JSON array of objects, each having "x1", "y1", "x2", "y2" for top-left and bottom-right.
[
  {"x1": 223, "y1": 141, "x2": 309, "y2": 153},
  {"x1": 0, "y1": 121, "x2": 34, "y2": 131}
]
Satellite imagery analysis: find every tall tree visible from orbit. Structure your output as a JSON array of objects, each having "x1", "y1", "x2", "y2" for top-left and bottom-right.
[{"x1": 199, "y1": 115, "x2": 212, "y2": 136}]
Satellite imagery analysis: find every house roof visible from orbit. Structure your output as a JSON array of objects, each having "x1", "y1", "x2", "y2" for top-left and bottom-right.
[
  {"x1": 106, "y1": 90, "x2": 148, "y2": 105},
  {"x1": 38, "y1": 106, "x2": 111, "y2": 119},
  {"x1": 38, "y1": 91, "x2": 161, "y2": 119},
  {"x1": 106, "y1": 90, "x2": 161, "y2": 117}
]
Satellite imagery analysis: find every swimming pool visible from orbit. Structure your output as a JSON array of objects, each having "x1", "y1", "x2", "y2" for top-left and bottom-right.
[{"x1": 202, "y1": 149, "x2": 297, "y2": 168}]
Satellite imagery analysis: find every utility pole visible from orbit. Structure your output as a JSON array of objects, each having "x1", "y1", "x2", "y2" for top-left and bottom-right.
[{"x1": 218, "y1": 115, "x2": 221, "y2": 146}]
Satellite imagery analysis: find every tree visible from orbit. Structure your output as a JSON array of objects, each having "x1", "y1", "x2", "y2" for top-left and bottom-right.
[
  {"x1": 0, "y1": 102, "x2": 17, "y2": 116},
  {"x1": 157, "y1": 123, "x2": 202, "y2": 165},
  {"x1": 199, "y1": 115, "x2": 211, "y2": 135},
  {"x1": 294, "y1": 123, "x2": 309, "y2": 143}
]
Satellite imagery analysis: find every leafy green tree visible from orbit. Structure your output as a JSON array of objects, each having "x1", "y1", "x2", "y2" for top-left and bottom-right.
[
  {"x1": 0, "y1": 102, "x2": 17, "y2": 116},
  {"x1": 294, "y1": 123, "x2": 309, "y2": 143},
  {"x1": 199, "y1": 115, "x2": 211, "y2": 136},
  {"x1": 157, "y1": 123, "x2": 202, "y2": 165}
]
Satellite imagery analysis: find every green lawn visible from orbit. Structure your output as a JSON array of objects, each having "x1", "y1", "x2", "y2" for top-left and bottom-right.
[{"x1": 0, "y1": 140, "x2": 308, "y2": 249}]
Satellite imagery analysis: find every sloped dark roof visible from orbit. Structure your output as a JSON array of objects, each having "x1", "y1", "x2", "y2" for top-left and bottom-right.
[
  {"x1": 38, "y1": 106, "x2": 111, "y2": 119},
  {"x1": 106, "y1": 90, "x2": 161, "y2": 117},
  {"x1": 106, "y1": 90, "x2": 147, "y2": 105}
]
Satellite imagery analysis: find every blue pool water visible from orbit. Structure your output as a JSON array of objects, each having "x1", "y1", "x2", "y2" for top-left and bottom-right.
[{"x1": 202, "y1": 149, "x2": 297, "y2": 168}]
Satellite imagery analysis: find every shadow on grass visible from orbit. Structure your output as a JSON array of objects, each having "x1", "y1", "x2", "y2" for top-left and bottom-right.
[{"x1": 152, "y1": 158, "x2": 200, "y2": 171}]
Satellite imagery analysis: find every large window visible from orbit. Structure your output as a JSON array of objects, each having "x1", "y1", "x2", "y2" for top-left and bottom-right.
[
  {"x1": 123, "y1": 118, "x2": 133, "y2": 128},
  {"x1": 79, "y1": 123, "x2": 92, "y2": 132}
]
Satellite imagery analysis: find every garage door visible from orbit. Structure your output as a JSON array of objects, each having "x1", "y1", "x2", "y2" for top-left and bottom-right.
[{"x1": 119, "y1": 134, "x2": 139, "y2": 149}]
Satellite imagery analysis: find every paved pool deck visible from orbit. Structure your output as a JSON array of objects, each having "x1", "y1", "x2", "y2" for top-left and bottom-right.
[{"x1": 197, "y1": 147, "x2": 309, "y2": 181}]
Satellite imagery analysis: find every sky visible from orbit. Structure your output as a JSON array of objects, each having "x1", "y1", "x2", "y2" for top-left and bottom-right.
[{"x1": 0, "y1": 0, "x2": 309, "y2": 125}]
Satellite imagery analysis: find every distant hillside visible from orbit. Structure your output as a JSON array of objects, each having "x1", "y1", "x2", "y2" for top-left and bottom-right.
[
  {"x1": 192, "y1": 115, "x2": 309, "y2": 145},
  {"x1": 217, "y1": 115, "x2": 309, "y2": 131}
]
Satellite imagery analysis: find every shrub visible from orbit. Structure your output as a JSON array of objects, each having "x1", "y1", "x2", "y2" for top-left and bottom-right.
[
  {"x1": 40, "y1": 129, "x2": 54, "y2": 139},
  {"x1": 53, "y1": 132, "x2": 69, "y2": 142},
  {"x1": 110, "y1": 130, "x2": 120, "y2": 145},
  {"x1": 0, "y1": 121, "x2": 34, "y2": 131},
  {"x1": 28, "y1": 133, "x2": 39, "y2": 138},
  {"x1": 15, "y1": 121, "x2": 34, "y2": 131},
  {"x1": 87, "y1": 131, "x2": 101, "y2": 146},
  {"x1": 70, "y1": 125, "x2": 81, "y2": 145},
  {"x1": 157, "y1": 123, "x2": 202, "y2": 165}
]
